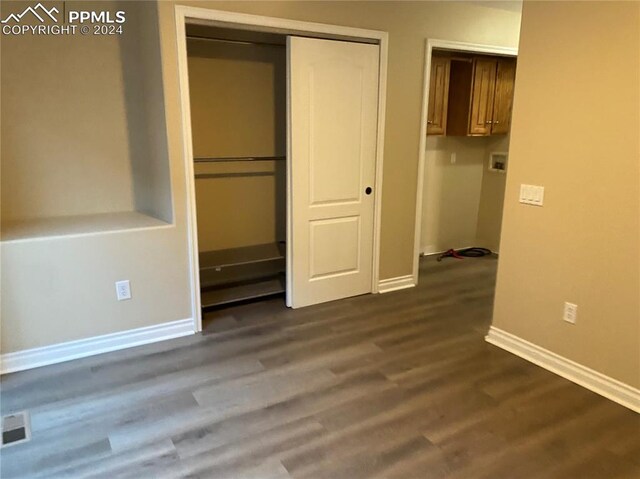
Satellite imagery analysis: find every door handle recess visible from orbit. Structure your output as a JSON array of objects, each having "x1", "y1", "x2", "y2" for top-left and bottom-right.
[{"x1": 365, "y1": 187, "x2": 373, "y2": 195}]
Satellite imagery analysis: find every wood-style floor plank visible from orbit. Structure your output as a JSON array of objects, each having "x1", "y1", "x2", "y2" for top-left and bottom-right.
[{"x1": 1, "y1": 256, "x2": 638, "y2": 478}]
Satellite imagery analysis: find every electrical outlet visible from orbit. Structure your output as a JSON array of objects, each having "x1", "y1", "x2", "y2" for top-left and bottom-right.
[
  {"x1": 115, "y1": 280, "x2": 131, "y2": 301},
  {"x1": 450, "y1": 153, "x2": 457, "y2": 164},
  {"x1": 563, "y1": 302, "x2": 577, "y2": 324}
]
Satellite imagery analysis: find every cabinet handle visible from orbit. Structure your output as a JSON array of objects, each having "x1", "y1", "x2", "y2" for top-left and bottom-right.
[
  {"x1": 494, "y1": 121, "x2": 499, "y2": 124},
  {"x1": 427, "y1": 120, "x2": 433, "y2": 124},
  {"x1": 485, "y1": 120, "x2": 493, "y2": 124}
]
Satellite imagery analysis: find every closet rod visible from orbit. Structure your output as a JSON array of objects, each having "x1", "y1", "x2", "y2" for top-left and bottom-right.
[
  {"x1": 186, "y1": 35, "x2": 285, "y2": 48},
  {"x1": 194, "y1": 156, "x2": 286, "y2": 163}
]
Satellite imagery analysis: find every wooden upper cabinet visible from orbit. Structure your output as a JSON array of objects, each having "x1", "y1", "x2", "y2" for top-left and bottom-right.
[
  {"x1": 491, "y1": 58, "x2": 517, "y2": 134},
  {"x1": 434, "y1": 51, "x2": 516, "y2": 137},
  {"x1": 426, "y1": 55, "x2": 450, "y2": 135},
  {"x1": 468, "y1": 58, "x2": 497, "y2": 135}
]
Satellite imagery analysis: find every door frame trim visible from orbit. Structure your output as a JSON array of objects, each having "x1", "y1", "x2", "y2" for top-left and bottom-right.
[
  {"x1": 174, "y1": 6, "x2": 388, "y2": 330},
  {"x1": 413, "y1": 39, "x2": 518, "y2": 285}
]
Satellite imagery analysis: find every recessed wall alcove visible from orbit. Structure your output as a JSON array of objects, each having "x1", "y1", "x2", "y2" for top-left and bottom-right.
[{"x1": 1, "y1": 1, "x2": 172, "y2": 242}]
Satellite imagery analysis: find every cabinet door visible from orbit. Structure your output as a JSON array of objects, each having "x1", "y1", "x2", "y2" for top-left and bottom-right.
[
  {"x1": 468, "y1": 58, "x2": 497, "y2": 135},
  {"x1": 491, "y1": 58, "x2": 516, "y2": 134},
  {"x1": 426, "y1": 56, "x2": 450, "y2": 135}
]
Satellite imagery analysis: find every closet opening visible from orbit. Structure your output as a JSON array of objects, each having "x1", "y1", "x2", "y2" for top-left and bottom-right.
[
  {"x1": 186, "y1": 25, "x2": 288, "y2": 312},
  {"x1": 176, "y1": 7, "x2": 388, "y2": 329}
]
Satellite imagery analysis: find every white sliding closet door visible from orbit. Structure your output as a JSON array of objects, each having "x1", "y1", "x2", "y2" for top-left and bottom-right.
[{"x1": 287, "y1": 36, "x2": 380, "y2": 308}]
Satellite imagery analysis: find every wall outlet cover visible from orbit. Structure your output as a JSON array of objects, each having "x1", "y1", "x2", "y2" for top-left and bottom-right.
[{"x1": 115, "y1": 280, "x2": 132, "y2": 301}]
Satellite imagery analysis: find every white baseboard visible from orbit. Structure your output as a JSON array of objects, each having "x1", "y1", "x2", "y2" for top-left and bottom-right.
[
  {"x1": 486, "y1": 326, "x2": 640, "y2": 414},
  {"x1": 378, "y1": 275, "x2": 415, "y2": 294},
  {"x1": 421, "y1": 245, "x2": 475, "y2": 256},
  {"x1": 420, "y1": 245, "x2": 442, "y2": 256},
  {"x1": 0, "y1": 319, "x2": 195, "y2": 375}
]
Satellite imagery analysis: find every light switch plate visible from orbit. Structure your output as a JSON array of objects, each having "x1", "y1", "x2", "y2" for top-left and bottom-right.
[
  {"x1": 563, "y1": 302, "x2": 577, "y2": 324},
  {"x1": 519, "y1": 184, "x2": 544, "y2": 206}
]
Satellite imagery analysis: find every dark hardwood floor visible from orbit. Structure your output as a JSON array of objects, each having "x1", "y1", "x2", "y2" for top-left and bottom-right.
[{"x1": 1, "y1": 256, "x2": 639, "y2": 478}]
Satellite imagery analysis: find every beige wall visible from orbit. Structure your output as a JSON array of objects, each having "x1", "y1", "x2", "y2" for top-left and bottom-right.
[
  {"x1": 187, "y1": 39, "x2": 286, "y2": 251},
  {"x1": 476, "y1": 134, "x2": 509, "y2": 252},
  {"x1": 421, "y1": 135, "x2": 509, "y2": 254},
  {"x1": 492, "y1": 1, "x2": 640, "y2": 387},
  {"x1": 1, "y1": 1, "x2": 191, "y2": 353},
  {"x1": 1, "y1": 0, "x2": 521, "y2": 354},
  {"x1": 162, "y1": 0, "x2": 522, "y2": 278},
  {"x1": 187, "y1": 39, "x2": 286, "y2": 159},
  {"x1": 125, "y1": 0, "x2": 174, "y2": 223},
  {"x1": 421, "y1": 136, "x2": 487, "y2": 253},
  {"x1": 1, "y1": 1, "x2": 134, "y2": 221},
  {"x1": 1, "y1": 1, "x2": 172, "y2": 224}
]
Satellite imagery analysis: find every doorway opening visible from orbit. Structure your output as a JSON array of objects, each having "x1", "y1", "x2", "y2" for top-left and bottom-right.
[{"x1": 414, "y1": 40, "x2": 518, "y2": 282}]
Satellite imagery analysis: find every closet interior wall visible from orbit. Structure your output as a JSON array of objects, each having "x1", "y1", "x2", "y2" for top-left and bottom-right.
[{"x1": 187, "y1": 28, "x2": 287, "y2": 308}]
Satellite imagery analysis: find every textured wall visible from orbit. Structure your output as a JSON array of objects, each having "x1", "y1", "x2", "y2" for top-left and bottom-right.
[{"x1": 161, "y1": 0, "x2": 522, "y2": 279}]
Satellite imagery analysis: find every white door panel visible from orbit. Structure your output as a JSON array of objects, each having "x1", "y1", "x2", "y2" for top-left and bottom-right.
[{"x1": 288, "y1": 36, "x2": 379, "y2": 308}]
